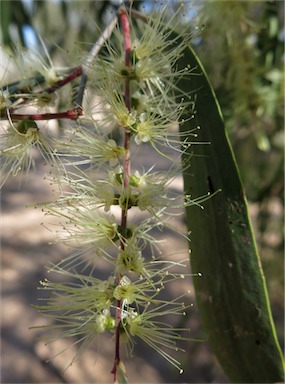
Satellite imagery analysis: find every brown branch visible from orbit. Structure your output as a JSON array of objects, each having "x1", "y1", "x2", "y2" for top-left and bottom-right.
[
  {"x1": 41, "y1": 66, "x2": 83, "y2": 94},
  {"x1": 1, "y1": 107, "x2": 83, "y2": 122}
]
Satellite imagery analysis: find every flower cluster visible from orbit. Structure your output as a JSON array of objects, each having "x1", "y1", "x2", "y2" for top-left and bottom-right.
[
  {"x1": 0, "y1": 120, "x2": 58, "y2": 187},
  {"x1": 1, "y1": 4, "x2": 200, "y2": 379}
]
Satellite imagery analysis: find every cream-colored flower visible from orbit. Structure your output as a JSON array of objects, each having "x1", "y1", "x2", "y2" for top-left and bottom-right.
[{"x1": 0, "y1": 120, "x2": 58, "y2": 187}]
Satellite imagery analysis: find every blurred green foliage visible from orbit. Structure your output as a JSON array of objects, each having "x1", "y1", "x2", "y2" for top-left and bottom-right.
[{"x1": 194, "y1": 0, "x2": 284, "y2": 203}]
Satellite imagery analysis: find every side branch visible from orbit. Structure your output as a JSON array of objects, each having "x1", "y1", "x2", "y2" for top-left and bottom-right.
[
  {"x1": 42, "y1": 66, "x2": 83, "y2": 95},
  {"x1": 1, "y1": 107, "x2": 83, "y2": 121}
]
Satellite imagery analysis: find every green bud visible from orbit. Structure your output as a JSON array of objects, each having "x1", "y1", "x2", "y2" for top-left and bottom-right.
[{"x1": 16, "y1": 120, "x2": 38, "y2": 134}]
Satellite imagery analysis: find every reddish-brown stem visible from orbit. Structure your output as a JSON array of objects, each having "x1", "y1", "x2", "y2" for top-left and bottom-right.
[
  {"x1": 1, "y1": 66, "x2": 84, "y2": 122},
  {"x1": 4, "y1": 66, "x2": 83, "y2": 112},
  {"x1": 121, "y1": 6, "x2": 132, "y2": 193},
  {"x1": 41, "y1": 66, "x2": 83, "y2": 95},
  {"x1": 1, "y1": 107, "x2": 83, "y2": 121},
  {"x1": 111, "y1": 7, "x2": 132, "y2": 383}
]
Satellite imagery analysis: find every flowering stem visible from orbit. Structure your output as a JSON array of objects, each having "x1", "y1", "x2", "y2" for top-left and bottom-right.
[
  {"x1": 112, "y1": 8, "x2": 132, "y2": 382},
  {"x1": 0, "y1": 3, "x2": 204, "y2": 380},
  {"x1": 121, "y1": 5, "x2": 131, "y2": 209}
]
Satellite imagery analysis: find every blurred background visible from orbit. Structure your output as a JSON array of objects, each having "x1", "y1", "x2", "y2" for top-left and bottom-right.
[{"x1": 1, "y1": 0, "x2": 284, "y2": 383}]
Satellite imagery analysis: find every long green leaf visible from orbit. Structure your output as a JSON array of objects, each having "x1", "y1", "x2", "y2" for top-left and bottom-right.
[{"x1": 175, "y1": 34, "x2": 284, "y2": 382}]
